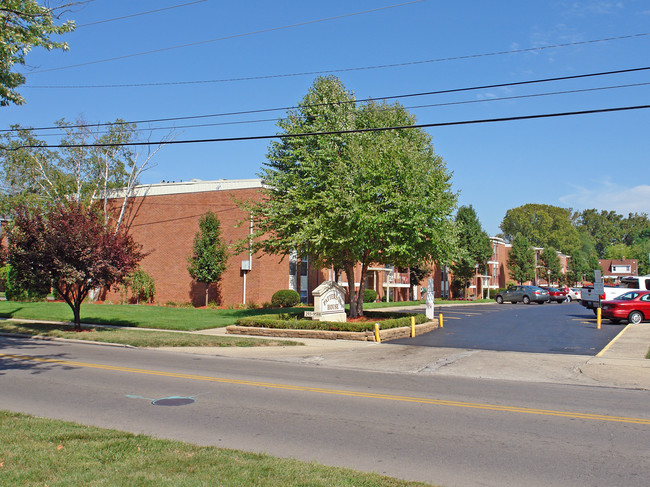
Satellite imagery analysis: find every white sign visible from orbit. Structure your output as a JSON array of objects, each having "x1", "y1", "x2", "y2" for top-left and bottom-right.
[
  {"x1": 310, "y1": 281, "x2": 347, "y2": 322},
  {"x1": 425, "y1": 292, "x2": 435, "y2": 320}
]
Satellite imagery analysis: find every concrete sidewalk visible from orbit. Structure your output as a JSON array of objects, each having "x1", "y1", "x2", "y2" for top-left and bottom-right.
[{"x1": 171, "y1": 319, "x2": 650, "y2": 390}]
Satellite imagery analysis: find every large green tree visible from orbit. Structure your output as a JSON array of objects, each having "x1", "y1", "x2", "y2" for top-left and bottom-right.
[
  {"x1": 247, "y1": 76, "x2": 458, "y2": 318},
  {"x1": 575, "y1": 209, "x2": 623, "y2": 257},
  {"x1": 538, "y1": 247, "x2": 562, "y2": 286},
  {"x1": 500, "y1": 203, "x2": 579, "y2": 253},
  {"x1": 450, "y1": 205, "x2": 492, "y2": 297},
  {"x1": 0, "y1": 1, "x2": 77, "y2": 106},
  {"x1": 187, "y1": 211, "x2": 229, "y2": 307},
  {"x1": 507, "y1": 234, "x2": 535, "y2": 284}
]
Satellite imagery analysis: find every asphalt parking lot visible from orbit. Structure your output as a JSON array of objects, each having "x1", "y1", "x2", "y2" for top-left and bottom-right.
[{"x1": 389, "y1": 302, "x2": 624, "y2": 355}]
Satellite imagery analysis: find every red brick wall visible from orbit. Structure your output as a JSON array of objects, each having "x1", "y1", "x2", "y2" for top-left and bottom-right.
[{"x1": 104, "y1": 187, "x2": 290, "y2": 306}]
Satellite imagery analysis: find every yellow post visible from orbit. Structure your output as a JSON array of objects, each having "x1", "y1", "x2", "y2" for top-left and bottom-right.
[
  {"x1": 596, "y1": 308, "x2": 601, "y2": 330},
  {"x1": 439, "y1": 313, "x2": 444, "y2": 328},
  {"x1": 374, "y1": 323, "x2": 381, "y2": 343},
  {"x1": 410, "y1": 316, "x2": 416, "y2": 337}
]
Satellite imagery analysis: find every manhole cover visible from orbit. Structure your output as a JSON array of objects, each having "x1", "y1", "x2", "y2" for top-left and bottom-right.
[{"x1": 152, "y1": 396, "x2": 196, "y2": 406}]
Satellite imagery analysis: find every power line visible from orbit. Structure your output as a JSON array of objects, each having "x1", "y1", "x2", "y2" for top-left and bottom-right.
[
  {"x1": 75, "y1": 1, "x2": 208, "y2": 28},
  {"x1": 24, "y1": 31, "x2": 650, "y2": 84},
  {"x1": 6, "y1": 104, "x2": 650, "y2": 151},
  {"x1": 14, "y1": 80, "x2": 650, "y2": 139},
  {"x1": 7, "y1": 65, "x2": 650, "y2": 133},
  {"x1": 25, "y1": 0, "x2": 428, "y2": 74}
]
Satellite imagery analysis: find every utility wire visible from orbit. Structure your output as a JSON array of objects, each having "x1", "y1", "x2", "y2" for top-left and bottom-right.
[
  {"x1": 6, "y1": 104, "x2": 650, "y2": 151},
  {"x1": 75, "y1": 1, "x2": 208, "y2": 28},
  {"x1": 14, "y1": 80, "x2": 650, "y2": 139},
  {"x1": 7, "y1": 65, "x2": 650, "y2": 133},
  {"x1": 24, "y1": 31, "x2": 650, "y2": 83},
  {"x1": 26, "y1": 0, "x2": 428, "y2": 74}
]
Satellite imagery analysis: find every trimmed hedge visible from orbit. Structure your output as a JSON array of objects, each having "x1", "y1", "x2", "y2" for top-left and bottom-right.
[{"x1": 235, "y1": 311, "x2": 429, "y2": 333}]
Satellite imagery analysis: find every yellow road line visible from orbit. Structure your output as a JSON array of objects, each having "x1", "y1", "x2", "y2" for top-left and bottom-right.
[{"x1": 3, "y1": 353, "x2": 649, "y2": 426}]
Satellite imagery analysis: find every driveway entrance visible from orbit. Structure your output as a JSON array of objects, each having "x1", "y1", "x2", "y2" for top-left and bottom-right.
[{"x1": 388, "y1": 302, "x2": 624, "y2": 355}]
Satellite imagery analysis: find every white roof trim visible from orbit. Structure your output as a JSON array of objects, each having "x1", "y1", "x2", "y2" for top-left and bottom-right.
[{"x1": 105, "y1": 178, "x2": 263, "y2": 199}]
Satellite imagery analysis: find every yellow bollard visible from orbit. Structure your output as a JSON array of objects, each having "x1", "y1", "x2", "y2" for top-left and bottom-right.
[
  {"x1": 374, "y1": 322, "x2": 381, "y2": 343},
  {"x1": 597, "y1": 308, "x2": 601, "y2": 330},
  {"x1": 439, "y1": 313, "x2": 444, "y2": 328},
  {"x1": 410, "y1": 316, "x2": 416, "y2": 337}
]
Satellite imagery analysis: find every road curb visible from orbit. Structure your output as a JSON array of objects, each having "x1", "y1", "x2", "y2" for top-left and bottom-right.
[{"x1": 0, "y1": 332, "x2": 136, "y2": 348}]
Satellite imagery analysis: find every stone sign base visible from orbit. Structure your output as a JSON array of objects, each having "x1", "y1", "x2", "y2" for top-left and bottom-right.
[{"x1": 226, "y1": 320, "x2": 439, "y2": 342}]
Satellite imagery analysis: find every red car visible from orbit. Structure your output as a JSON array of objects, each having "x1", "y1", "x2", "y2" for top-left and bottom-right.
[
  {"x1": 600, "y1": 290, "x2": 650, "y2": 324},
  {"x1": 540, "y1": 287, "x2": 568, "y2": 303}
]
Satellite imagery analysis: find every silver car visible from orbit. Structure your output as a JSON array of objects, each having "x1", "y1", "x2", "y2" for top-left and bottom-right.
[{"x1": 495, "y1": 285, "x2": 550, "y2": 304}]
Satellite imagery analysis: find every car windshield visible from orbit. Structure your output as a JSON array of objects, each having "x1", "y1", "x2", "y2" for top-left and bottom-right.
[
  {"x1": 548, "y1": 288, "x2": 558, "y2": 292},
  {"x1": 617, "y1": 292, "x2": 639, "y2": 301}
]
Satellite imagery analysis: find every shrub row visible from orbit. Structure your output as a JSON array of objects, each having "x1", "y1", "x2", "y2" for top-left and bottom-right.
[{"x1": 235, "y1": 311, "x2": 429, "y2": 333}]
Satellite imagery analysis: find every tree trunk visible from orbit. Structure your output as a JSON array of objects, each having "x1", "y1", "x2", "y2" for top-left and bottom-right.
[
  {"x1": 73, "y1": 304, "x2": 81, "y2": 332},
  {"x1": 355, "y1": 264, "x2": 369, "y2": 317},
  {"x1": 345, "y1": 264, "x2": 358, "y2": 318},
  {"x1": 205, "y1": 285, "x2": 209, "y2": 307}
]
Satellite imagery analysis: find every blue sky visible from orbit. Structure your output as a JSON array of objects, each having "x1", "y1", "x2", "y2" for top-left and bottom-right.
[{"x1": 3, "y1": 0, "x2": 650, "y2": 235}]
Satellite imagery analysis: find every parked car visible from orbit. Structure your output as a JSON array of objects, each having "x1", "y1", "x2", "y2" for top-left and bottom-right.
[
  {"x1": 495, "y1": 285, "x2": 550, "y2": 304},
  {"x1": 540, "y1": 286, "x2": 568, "y2": 303},
  {"x1": 600, "y1": 290, "x2": 650, "y2": 324},
  {"x1": 567, "y1": 287, "x2": 582, "y2": 302}
]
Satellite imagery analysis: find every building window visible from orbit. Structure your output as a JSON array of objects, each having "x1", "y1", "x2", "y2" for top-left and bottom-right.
[{"x1": 612, "y1": 265, "x2": 631, "y2": 273}]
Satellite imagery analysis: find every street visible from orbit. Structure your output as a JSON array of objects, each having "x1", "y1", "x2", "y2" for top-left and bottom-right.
[{"x1": 1, "y1": 336, "x2": 649, "y2": 487}]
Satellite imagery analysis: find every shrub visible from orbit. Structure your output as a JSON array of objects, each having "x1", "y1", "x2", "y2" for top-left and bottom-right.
[
  {"x1": 363, "y1": 288, "x2": 378, "y2": 303},
  {"x1": 0, "y1": 265, "x2": 9, "y2": 292},
  {"x1": 124, "y1": 268, "x2": 156, "y2": 304},
  {"x1": 271, "y1": 289, "x2": 300, "y2": 308},
  {"x1": 4, "y1": 264, "x2": 49, "y2": 301}
]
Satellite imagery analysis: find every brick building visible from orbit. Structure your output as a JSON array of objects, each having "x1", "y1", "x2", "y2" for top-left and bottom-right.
[
  {"x1": 103, "y1": 178, "x2": 409, "y2": 306},
  {"x1": 598, "y1": 259, "x2": 638, "y2": 283},
  {"x1": 104, "y1": 179, "x2": 293, "y2": 306},
  {"x1": 102, "y1": 178, "x2": 571, "y2": 306}
]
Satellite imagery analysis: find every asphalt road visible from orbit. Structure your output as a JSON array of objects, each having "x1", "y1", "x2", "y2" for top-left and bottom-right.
[
  {"x1": 390, "y1": 302, "x2": 622, "y2": 354},
  {"x1": 1, "y1": 337, "x2": 649, "y2": 487}
]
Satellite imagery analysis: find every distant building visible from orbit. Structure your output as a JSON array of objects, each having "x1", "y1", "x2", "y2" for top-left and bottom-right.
[{"x1": 598, "y1": 259, "x2": 638, "y2": 284}]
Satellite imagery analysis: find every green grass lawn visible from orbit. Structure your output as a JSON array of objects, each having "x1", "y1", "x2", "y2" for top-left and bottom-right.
[
  {"x1": 0, "y1": 298, "x2": 488, "y2": 333},
  {"x1": 0, "y1": 410, "x2": 432, "y2": 487},
  {"x1": 0, "y1": 301, "x2": 310, "y2": 331},
  {"x1": 0, "y1": 321, "x2": 299, "y2": 348}
]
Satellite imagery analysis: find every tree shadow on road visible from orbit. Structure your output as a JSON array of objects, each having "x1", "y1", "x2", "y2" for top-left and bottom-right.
[{"x1": 0, "y1": 337, "x2": 80, "y2": 375}]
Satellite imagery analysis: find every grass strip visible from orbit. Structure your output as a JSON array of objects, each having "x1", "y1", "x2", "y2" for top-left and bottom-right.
[
  {"x1": 0, "y1": 410, "x2": 431, "y2": 487},
  {"x1": 0, "y1": 321, "x2": 300, "y2": 348}
]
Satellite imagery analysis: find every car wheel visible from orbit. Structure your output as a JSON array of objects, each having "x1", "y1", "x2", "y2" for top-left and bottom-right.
[
  {"x1": 609, "y1": 318, "x2": 621, "y2": 324},
  {"x1": 523, "y1": 296, "x2": 530, "y2": 305},
  {"x1": 495, "y1": 296, "x2": 503, "y2": 304},
  {"x1": 628, "y1": 311, "x2": 644, "y2": 324}
]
